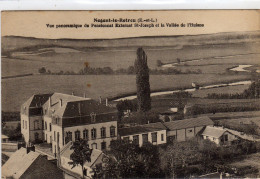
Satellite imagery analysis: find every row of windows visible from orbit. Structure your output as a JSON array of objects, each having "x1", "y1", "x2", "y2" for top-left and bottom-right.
[
  {"x1": 65, "y1": 126, "x2": 116, "y2": 142},
  {"x1": 44, "y1": 122, "x2": 52, "y2": 131},
  {"x1": 123, "y1": 132, "x2": 164, "y2": 145}
]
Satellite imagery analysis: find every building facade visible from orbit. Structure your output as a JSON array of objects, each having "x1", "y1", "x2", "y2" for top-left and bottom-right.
[
  {"x1": 21, "y1": 93, "x2": 118, "y2": 155},
  {"x1": 118, "y1": 122, "x2": 167, "y2": 146},
  {"x1": 201, "y1": 126, "x2": 238, "y2": 145},
  {"x1": 163, "y1": 116, "x2": 214, "y2": 142}
]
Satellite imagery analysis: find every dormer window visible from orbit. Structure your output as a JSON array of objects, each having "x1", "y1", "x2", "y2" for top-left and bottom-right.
[{"x1": 90, "y1": 112, "x2": 96, "y2": 123}]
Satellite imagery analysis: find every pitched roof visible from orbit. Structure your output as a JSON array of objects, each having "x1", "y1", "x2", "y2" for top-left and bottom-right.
[
  {"x1": 62, "y1": 100, "x2": 117, "y2": 118},
  {"x1": 119, "y1": 122, "x2": 167, "y2": 136},
  {"x1": 21, "y1": 93, "x2": 53, "y2": 114},
  {"x1": 2, "y1": 148, "x2": 41, "y2": 178},
  {"x1": 2, "y1": 135, "x2": 9, "y2": 139},
  {"x1": 60, "y1": 141, "x2": 103, "y2": 168},
  {"x1": 201, "y1": 126, "x2": 226, "y2": 138},
  {"x1": 163, "y1": 116, "x2": 214, "y2": 131}
]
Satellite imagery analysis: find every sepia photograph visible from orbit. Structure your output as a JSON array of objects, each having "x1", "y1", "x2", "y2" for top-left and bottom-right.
[{"x1": 1, "y1": 10, "x2": 260, "y2": 178}]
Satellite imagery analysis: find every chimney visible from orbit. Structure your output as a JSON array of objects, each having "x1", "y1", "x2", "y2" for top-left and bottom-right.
[
  {"x1": 60, "y1": 99, "x2": 62, "y2": 107},
  {"x1": 99, "y1": 96, "x2": 102, "y2": 104},
  {"x1": 106, "y1": 98, "x2": 108, "y2": 106},
  {"x1": 26, "y1": 145, "x2": 35, "y2": 154},
  {"x1": 72, "y1": 91, "x2": 74, "y2": 96},
  {"x1": 49, "y1": 96, "x2": 52, "y2": 108}
]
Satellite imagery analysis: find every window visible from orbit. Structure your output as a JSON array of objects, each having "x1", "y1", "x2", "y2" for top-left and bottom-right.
[
  {"x1": 49, "y1": 123, "x2": 52, "y2": 131},
  {"x1": 25, "y1": 121, "x2": 27, "y2": 129},
  {"x1": 161, "y1": 134, "x2": 164, "y2": 141},
  {"x1": 91, "y1": 143, "x2": 97, "y2": 149},
  {"x1": 66, "y1": 131, "x2": 72, "y2": 141},
  {"x1": 75, "y1": 130, "x2": 80, "y2": 141},
  {"x1": 90, "y1": 112, "x2": 96, "y2": 123},
  {"x1": 45, "y1": 122, "x2": 47, "y2": 130},
  {"x1": 91, "y1": 128, "x2": 96, "y2": 140},
  {"x1": 133, "y1": 135, "x2": 139, "y2": 145},
  {"x1": 224, "y1": 135, "x2": 228, "y2": 141},
  {"x1": 54, "y1": 131, "x2": 56, "y2": 142},
  {"x1": 151, "y1": 132, "x2": 157, "y2": 143},
  {"x1": 57, "y1": 132, "x2": 60, "y2": 143},
  {"x1": 101, "y1": 142, "x2": 106, "y2": 150},
  {"x1": 83, "y1": 129, "x2": 88, "y2": 140},
  {"x1": 34, "y1": 120, "x2": 39, "y2": 130},
  {"x1": 110, "y1": 126, "x2": 116, "y2": 137},
  {"x1": 35, "y1": 132, "x2": 39, "y2": 140},
  {"x1": 22, "y1": 120, "x2": 24, "y2": 129},
  {"x1": 101, "y1": 127, "x2": 106, "y2": 138},
  {"x1": 142, "y1": 134, "x2": 148, "y2": 144}
]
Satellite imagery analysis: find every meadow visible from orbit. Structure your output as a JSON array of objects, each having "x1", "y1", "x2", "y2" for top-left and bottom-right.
[
  {"x1": 2, "y1": 31, "x2": 260, "y2": 112},
  {"x1": 1, "y1": 73, "x2": 252, "y2": 112}
]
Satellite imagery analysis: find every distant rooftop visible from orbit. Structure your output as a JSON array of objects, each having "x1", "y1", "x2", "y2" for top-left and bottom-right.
[
  {"x1": 163, "y1": 116, "x2": 214, "y2": 131},
  {"x1": 201, "y1": 126, "x2": 226, "y2": 138}
]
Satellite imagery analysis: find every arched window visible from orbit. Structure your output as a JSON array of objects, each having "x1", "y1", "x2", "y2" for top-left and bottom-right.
[
  {"x1": 83, "y1": 129, "x2": 88, "y2": 140},
  {"x1": 35, "y1": 132, "x2": 39, "y2": 140},
  {"x1": 91, "y1": 128, "x2": 96, "y2": 140},
  {"x1": 100, "y1": 127, "x2": 106, "y2": 138},
  {"x1": 75, "y1": 130, "x2": 80, "y2": 141}
]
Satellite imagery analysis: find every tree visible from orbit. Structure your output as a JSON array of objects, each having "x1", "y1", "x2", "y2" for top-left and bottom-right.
[
  {"x1": 98, "y1": 140, "x2": 162, "y2": 178},
  {"x1": 68, "y1": 139, "x2": 92, "y2": 179},
  {"x1": 157, "y1": 60, "x2": 163, "y2": 67},
  {"x1": 38, "y1": 67, "x2": 46, "y2": 74},
  {"x1": 135, "y1": 48, "x2": 151, "y2": 112}
]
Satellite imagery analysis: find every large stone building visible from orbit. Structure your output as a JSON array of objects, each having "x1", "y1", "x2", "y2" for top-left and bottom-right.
[{"x1": 21, "y1": 93, "x2": 118, "y2": 155}]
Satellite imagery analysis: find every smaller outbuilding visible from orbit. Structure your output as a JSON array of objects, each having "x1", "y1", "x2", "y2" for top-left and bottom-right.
[
  {"x1": 59, "y1": 141, "x2": 104, "y2": 179},
  {"x1": 118, "y1": 122, "x2": 168, "y2": 146},
  {"x1": 2, "y1": 147, "x2": 63, "y2": 179},
  {"x1": 163, "y1": 116, "x2": 214, "y2": 142},
  {"x1": 201, "y1": 126, "x2": 239, "y2": 145},
  {"x1": 2, "y1": 134, "x2": 9, "y2": 143}
]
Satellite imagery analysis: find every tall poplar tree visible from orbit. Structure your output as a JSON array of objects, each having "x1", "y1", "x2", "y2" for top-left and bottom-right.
[{"x1": 134, "y1": 48, "x2": 151, "y2": 112}]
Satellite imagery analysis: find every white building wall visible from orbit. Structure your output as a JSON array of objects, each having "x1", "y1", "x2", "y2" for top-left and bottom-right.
[
  {"x1": 21, "y1": 114, "x2": 30, "y2": 143},
  {"x1": 43, "y1": 116, "x2": 53, "y2": 143},
  {"x1": 63, "y1": 121, "x2": 118, "y2": 151},
  {"x1": 120, "y1": 130, "x2": 167, "y2": 147}
]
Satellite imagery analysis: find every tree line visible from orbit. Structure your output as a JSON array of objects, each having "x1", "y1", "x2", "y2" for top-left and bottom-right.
[
  {"x1": 91, "y1": 138, "x2": 260, "y2": 178},
  {"x1": 38, "y1": 66, "x2": 202, "y2": 75},
  {"x1": 207, "y1": 80, "x2": 260, "y2": 99}
]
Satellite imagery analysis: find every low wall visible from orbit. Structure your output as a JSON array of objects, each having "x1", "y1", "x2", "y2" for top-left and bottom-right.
[{"x1": 2, "y1": 142, "x2": 18, "y2": 152}]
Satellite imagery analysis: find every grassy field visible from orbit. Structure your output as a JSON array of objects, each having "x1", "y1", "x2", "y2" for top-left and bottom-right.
[
  {"x1": 2, "y1": 31, "x2": 260, "y2": 77},
  {"x1": 191, "y1": 84, "x2": 250, "y2": 98},
  {"x1": 1, "y1": 73, "x2": 252, "y2": 112}
]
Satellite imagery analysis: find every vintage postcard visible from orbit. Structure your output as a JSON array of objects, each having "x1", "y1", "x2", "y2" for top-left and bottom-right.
[{"x1": 1, "y1": 10, "x2": 260, "y2": 178}]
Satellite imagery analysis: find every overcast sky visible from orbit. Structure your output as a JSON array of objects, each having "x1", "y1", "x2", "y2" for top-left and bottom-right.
[{"x1": 2, "y1": 10, "x2": 259, "y2": 39}]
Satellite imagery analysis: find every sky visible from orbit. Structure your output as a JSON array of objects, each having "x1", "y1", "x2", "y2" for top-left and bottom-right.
[{"x1": 1, "y1": 10, "x2": 260, "y2": 39}]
